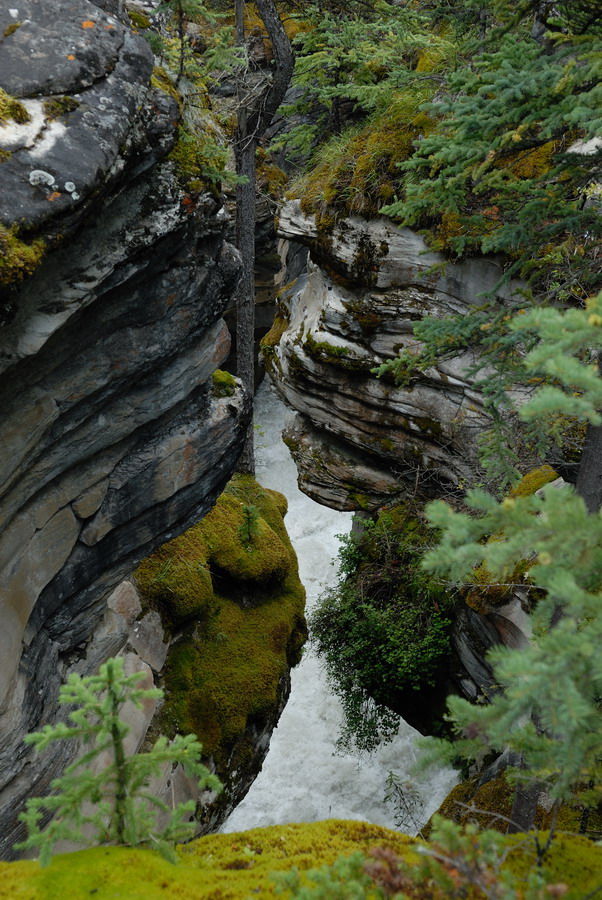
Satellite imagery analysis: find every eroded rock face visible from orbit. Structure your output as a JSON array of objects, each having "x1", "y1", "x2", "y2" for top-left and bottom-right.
[
  {"x1": 269, "y1": 200, "x2": 523, "y2": 510},
  {"x1": 0, "y1": 0, "x2": 251, "y2": 856}
]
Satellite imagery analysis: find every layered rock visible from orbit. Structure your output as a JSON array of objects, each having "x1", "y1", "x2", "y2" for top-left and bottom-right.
[
  {"x1": 0, "y1": 0, "x2": 251, "y2": 856},
  {"x1": 267, "y1": 200, "x2": 524, "y2": 511}
]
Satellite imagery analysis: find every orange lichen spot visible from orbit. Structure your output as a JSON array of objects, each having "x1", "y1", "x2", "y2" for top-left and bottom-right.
[
  {"x1": 105, "y1": 24, "x2": 115, "y2": 30},
  {"x1": 81, "y1": 19, "x2": 96, "y2": 28},
  {"x1": 67, "y1": 54, "x2": 76, "y2": 60},
  {"x1": 48, "y1": 192, "x2": 61, "y2": 202}
]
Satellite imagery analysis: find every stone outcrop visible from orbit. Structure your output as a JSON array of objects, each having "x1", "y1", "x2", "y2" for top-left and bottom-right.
[
  {"x1": 266, "y1": 200, "x2": 536, "y2": 733},
  {"x1": 268, "y1": 200, "x2": 524, "y2": 511},
  {"x1": 0, "y1": 0, "x2": 252, "y2": 856}
]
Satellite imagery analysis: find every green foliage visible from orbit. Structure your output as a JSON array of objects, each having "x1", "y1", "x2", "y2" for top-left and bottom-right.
[
  {"x1": 419, "y1": 294, "x2": 602, "y2": 807},
  {"x1": 273, "y1": 1, "x2": 455, "y2": 172},
  {"x1": 240, "y1": 502, "x2": 261, "y2": 546},
  {"x1": 154, "y1": 0, "x2": 239, "y2": 86},
  {"x1": 15, "y1": 658, "x2": 221, "y2": 866},
  {"x1": 275, "y1": 816, "x2": 602, "y2": 900},
  {"x1": 311, "y1": 506, "x2": 456, "y2": 751},
  {"x1": 383, "y1": 9, "x2": 602, "y2": 300},
  {"x1": 274, "y1": 851, "x2": 378, "y2": 900}
]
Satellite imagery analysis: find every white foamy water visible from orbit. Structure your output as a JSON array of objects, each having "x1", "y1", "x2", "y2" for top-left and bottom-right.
[{"x1": 222, "y1": 379, "x2": 456, "y2": 834}]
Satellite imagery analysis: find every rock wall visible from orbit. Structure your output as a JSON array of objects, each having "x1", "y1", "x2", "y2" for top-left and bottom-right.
[
  {"x1": 266, "y1": 200, "x2": 534, "y2": 731},
  {"x1": 0, "y1": 0, "x2": 251, "y2": 856},
  {"x1": 267, "y1": 200, "x2": 524, "y2": 511}
]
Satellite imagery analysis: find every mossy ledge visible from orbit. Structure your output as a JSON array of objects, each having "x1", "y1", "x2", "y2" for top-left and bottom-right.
[
  {"x1": 135, "y1": 474, "x2": 307, "y2": 805},
  {"x1": 0, "y1": 224, "x2": 46, "y2": 287},
  {"x1": 1, "y1": 820, "x2": 600, "y2": 899}
]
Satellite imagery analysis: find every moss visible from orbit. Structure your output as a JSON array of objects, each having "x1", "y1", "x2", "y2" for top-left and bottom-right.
[
  {"x1": 3, "y1": 21, "x2": 21, "y2": 37},
  {"x1": 128, "y1": 9, "x2": 152, "y2": 29},
  {"x1": 303, "y1": 332, "x2": 370, "y2": 372},
  {"x1": 260, "y1": 312, "x2": 289, "y2": 362},
  {"x1": 427, "y1": 771, "x2": 602, "y2": 844},
  {"x1": 43, "y1": 96, "x2": 80, "y2": 121},
  {"x1": 168, "y1": 122, "x2": 227, "y2": 192},
  {"x1": 343, "y1": 299, "x2": 384, "y2": 333},
  {"x1": 0, "y1": 88, "x2": 30, "y2": 126},
  {"x1": 413, "y1": 416, "x2": 444, "y2": 440},
  {"x1": 2, "y1": 820, "x2": 602, "y2": 899},
  {"x1": 150, "y1": 66, "x2": 183, "y2": 108},
  {"x1": 0, "y1": 821, "x2": 416, "y2": 900},
  {"x1": 211, "y1": 368, "x2": 236, "y2": 398},
  {"x1": 256, "y1": 149, "x2": 289, "y2": 200},
  {"x1": 0, "y1": 149, "x2": 11, "y2": 162},
  {"x1": 297, "y1": 89, "x2": 434, "y2": 224},
  {"x1": 0, "y1": 225, "x2": 45, "y2": 287},
  {"x1": 464, "y1": 465, "x2": 558, "y2": 612},
  {"x1": 136, "y1": 474, "x2": 306, "y2": 770},
  {"x1": 509, "y1": 463, "x2": 558, "y2": 498}
]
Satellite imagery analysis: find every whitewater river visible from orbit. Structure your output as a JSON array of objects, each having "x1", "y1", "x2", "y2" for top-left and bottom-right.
[{"x1": 222, "y1": 379, "x2": 456, "y2": 834}]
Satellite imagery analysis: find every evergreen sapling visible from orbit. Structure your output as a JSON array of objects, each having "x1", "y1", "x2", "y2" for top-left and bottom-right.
[{"x1": 15, "y1": 657, "x2": 222, "y2": 865}]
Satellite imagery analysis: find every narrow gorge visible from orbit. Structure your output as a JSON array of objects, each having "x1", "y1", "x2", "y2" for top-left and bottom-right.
[{"x1": 0, "y1": 0, "x2": 601, "y2": 895}]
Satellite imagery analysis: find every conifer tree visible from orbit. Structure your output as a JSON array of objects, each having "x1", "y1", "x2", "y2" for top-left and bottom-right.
[
  {"x1": 420, "y1": 293, "x2": 602, "y2": 827},
  {"x1": 15, "y1": 658, "x2": 221, "y2": 865}
]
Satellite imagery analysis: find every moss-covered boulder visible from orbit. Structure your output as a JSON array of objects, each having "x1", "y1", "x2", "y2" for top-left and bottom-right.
[
  {"x1": 135, "y1": 474, "x2": 307, "y2": 831},
  {"x1": 425, "y1": 771, "x2": 602, "y2": 841}
]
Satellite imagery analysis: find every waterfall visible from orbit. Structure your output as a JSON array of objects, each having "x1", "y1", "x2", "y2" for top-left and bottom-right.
[{"x1": 222, "y1": 379, "x2": 457, "y2": 834}]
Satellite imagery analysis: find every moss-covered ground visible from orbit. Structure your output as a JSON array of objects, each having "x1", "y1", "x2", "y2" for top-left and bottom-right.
[{"x1": 2, "y1": 819, "x2": 601, "y2": 899}]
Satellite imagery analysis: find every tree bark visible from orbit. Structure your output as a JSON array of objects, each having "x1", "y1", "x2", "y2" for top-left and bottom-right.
[{"x1": 234, "y1": 0, "x2": 294, "y2": 475}]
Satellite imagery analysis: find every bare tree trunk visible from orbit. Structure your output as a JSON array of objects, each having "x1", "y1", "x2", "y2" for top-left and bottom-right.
[{"x1": 234, "y1": 0, "x2": 294, "y2": 475}]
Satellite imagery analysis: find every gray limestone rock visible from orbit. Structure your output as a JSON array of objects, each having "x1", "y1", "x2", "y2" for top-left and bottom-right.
[
  {"x1": 0, "y1": 0, "x2": 257, "y2": 856},
  {"x1": 269, "y1": 205, "x2": 527, "y2": 511}
]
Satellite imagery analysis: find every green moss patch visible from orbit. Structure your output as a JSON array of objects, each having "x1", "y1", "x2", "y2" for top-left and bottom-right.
[
  {"x1": 0, "y1": 87, "x2": 29, "y2": 126},
  {"x1": 3, "y1": 819, "x2": 602, "y2": 899},
  {"x1": 211, "y1": 368, "x2": 236, "y2": 398},
  {"x1": 296, "y1": 88, "x2": 433, "y2": 224},
  {"x1": 426, "y1": 772, "x2": 602, "y2": 842},
  {"x1": 43, "y1": 96, "x2": 80, "y2": 121},
  {"x1": 0, "y1": 225, "x2": 45, "y2": 287},
  {"x1": 0, "y1": 821, "x2": 415, "y2": 900},
  {"x1": 129, "y1": 9, "x2": 152, "y2": 29},
  {"x1": 136, "y1": 475, "x2": 306, "y2": 768},
  {"x1": 151, "y1": 66, "x2": 183, "y2": 108}
]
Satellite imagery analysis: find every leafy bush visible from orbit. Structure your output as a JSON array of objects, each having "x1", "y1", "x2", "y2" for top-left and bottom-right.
[{"x1": 310, "y1": 505, "x2": 456, "y2": 751}]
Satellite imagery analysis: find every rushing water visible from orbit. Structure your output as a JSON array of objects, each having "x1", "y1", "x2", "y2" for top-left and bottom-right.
[{"x1": 222, "y1": 379, "x2": 456, "y2": 834}]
